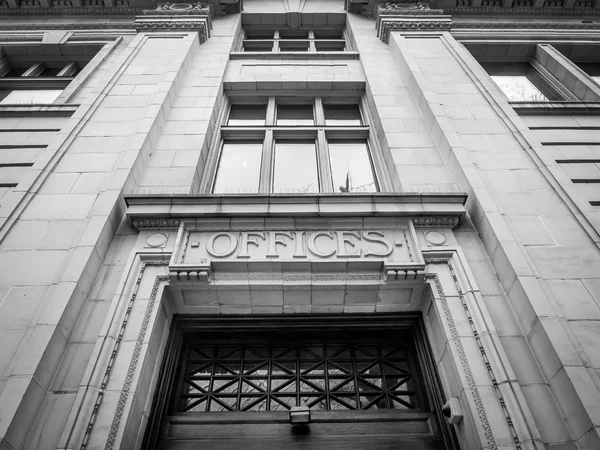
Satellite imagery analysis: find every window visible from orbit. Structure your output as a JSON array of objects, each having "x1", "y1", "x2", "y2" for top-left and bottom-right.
[
  {"x1": 462, "y1": 42, "x2": 584, "y2": 102},
  {"x1": 211, "y1": 97, "x2": 378, "y2": 194},
  {"x1": 483, "y1": 62, "x2": 562, "y2": 102},
  {"x1": 242, "y1": 27, "x2": 346, "y2": 52},
  {"x1": 175, "y1": 332, "x2": 423, "y2": 412},
  {"x1": 0, "y1": 44, "x2": 101, "y2": 105},
  {"x1": 143, "y1": 316, "x2": 457, "y2": 450}
]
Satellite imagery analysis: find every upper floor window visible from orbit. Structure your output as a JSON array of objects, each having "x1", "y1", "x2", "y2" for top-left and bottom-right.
[
  {"x1": 484, "y1": 61, "x2": 567, "y2": 102},
  {"x1": 463, "y1": 42, "x2": 588, "y2": 103},
  {"x1": 0, "y1": 43, "x2": 101, "y2": 105},
  {"x1": 210, "y1": 97, "x2": 378, "y2": 194},
  {"x1": 242, "y1": 28, "x2": 347, "y2": 53}
]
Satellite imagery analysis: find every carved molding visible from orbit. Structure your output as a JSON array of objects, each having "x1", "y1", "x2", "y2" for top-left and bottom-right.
[
  {"x1": 378, "y1": 1, "x2": 444, "y2": 15},
  {"x1": 134, "y1": 16, "x2": 210, "y2": 40},
  {"x1": 378, "y1": 15, "x2": 452, "y2": 42},
  {"x1": 0, "y1": 21, "x2": 134, "y2": 30},
  {"x1": 452, "y1": 20, "x2": 600, "y2": 29},
  {"x1": 0, "y1": 6, "x2": 144, "y2": 14},
  {"x1": 105, "y1": 272, "x2": 170, "y2": 450},
  {"x1": 150, "y1": 0, "x2": 241, "y2": 17},
  {"x1": 145, "y1": 1, "x2": 209, "y2": 13},
  {"x1": 131, "y1": 218, "x2": 182, "y2": 229},
  {"x1": 425, "y1": 263, "x2": 498, "y2": 450},
  {"x1": 0, "y1": 0, "x2": 241, "y2": 16},
  {"x1": 446, "y1": 5, "x2": 600, "y2": 14},
  {"x1": 413, "y1": 216, "x2": 460, "y2": 228}
]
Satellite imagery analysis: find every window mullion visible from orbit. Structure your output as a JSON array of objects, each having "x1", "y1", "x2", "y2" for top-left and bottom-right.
[
  {"x1": 260, "y1": 129, "x2": 274, "y2": 193},
  {"x1": 314, "y1": 97, "x2": 325, "y2": 126},
  {"x1": 266, "y1": 97, "x2": 276, "y2": 126},
  {"x1": 317, "y1": 129, "x2": 333, "y2": 193},
  {"x1": 308, "y1": 30, "x2": 316, "y2": 52},
  {"x1": 273, "y1": 30, "x2": 280, "y2": 53}
]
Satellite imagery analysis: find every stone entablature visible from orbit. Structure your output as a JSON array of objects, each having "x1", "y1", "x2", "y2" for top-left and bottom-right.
[
  {"x1": 345, "y1": 0, "x2": 600, "y2": 18},
  {"x1": 168, "y1": 219, "x2": 427, "y2": 283},
  {"x1": 125, "y1": 193, "x2": 467, "y2": 229},
  {"x1": 0, "y1": 0, "x2": 241, "y2": 17}
]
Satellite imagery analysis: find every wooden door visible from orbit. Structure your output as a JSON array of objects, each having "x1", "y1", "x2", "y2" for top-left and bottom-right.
[{"x1": 144, "y1": 316, "x2": 457, "y2": 450}]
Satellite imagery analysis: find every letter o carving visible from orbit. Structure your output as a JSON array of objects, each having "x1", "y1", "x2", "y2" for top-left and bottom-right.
[{"x1": 206, "y1": 232, "x2": 238, "y2": 257}]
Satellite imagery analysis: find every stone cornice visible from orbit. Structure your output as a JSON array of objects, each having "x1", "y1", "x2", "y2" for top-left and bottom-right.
[
  {"x1": 124, "y1": 193, "x2": 467, "y2": 229},
  {"x1": 451, "y1": 20, "x2": 600, "y2": 29},
  {"x1": 134, "y1": 14, "x2": 210, "y2": 38},
  {"x1": 445, "y1": 6, "x2": 600, "y2": 15},
  {"x1": 378, "y1": 15, "x2": 452, "y2": 42},
  {"x1": 0, "y1": 21, "x2": 135, "y2": 30},
  {"x1": 0, "y1": 7, "x2": 145, "y2": 14}
]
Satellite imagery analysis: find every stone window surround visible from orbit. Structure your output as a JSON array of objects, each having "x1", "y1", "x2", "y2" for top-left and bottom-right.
[
  {"x1": 201, "y1": 92, "x2": 393, "y2": 194},
  {"x1": 239, "y1": 26, "x2": 349, "y2": 53},
  {"x1": 231, "y1": 12, "x2": 355, "y2": 58},
  {"x1": 461, "y1": 40, "x2": 600, "y2": 103},
  {"x1": 58, "y1": 192, "x2": 542, "y2": 450}
]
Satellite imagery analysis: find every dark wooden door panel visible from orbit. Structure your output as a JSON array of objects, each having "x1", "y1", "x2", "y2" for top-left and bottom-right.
[
  {"x1": 161, "y1": 411, "x2": 445, "y2": 450},
  {"x1": 163, "y1": 435, "x2": 446, "y2": 450}
]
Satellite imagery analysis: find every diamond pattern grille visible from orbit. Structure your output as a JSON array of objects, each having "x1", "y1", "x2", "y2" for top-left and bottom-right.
[{"x1": 177, "y1": 342, "x2": 419, "y2": 413}]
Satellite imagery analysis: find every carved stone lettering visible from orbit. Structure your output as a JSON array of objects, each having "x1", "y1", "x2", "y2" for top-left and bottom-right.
[
  {"x1": 206, "y1": 232, "x2": 238, "y2": 257},
  {"x1": 180, "y1": 229, "x2": 415, "y2": 263}
]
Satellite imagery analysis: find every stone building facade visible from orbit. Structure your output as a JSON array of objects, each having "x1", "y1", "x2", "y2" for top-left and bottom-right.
[{"x1": 0, "y1": 0, "x2": 600, "y2": 449}]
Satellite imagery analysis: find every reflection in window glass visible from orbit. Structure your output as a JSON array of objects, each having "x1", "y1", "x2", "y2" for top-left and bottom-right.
[
  {"x1": 213, "y1": 142, "x2": 263, "y2": 194},
  {"x1": 315, "y1": 41, "x2": 346, "y2": 52},
  {"x1": 491, "y1": 76, "x2": 548, "y2": 101},
  {"x1": 273, "y1": 142, "x2": 318, "y2": 193},
  {"x1": 0, "y1": 89, "x2": 62, "y2": 104},
  {"x1": 324, "y1": 104, "x2": 362, "y2": 125},
  {"x1": 245, "y1": 30, "x2": 274, "y2": 39},
  {"x1": 228, "y1": 104, "x2": 267, "y2": 126},
  {"x1": 329, "y1": 142, "x2": 376, "y2": 193},
  {"x1": 278, "y1": 41, "x2": 310, "y2": 52},
  {"x1": 279, "y1": 30, "x2": 309, "y2": 39},
  {"x1": 277, "y1": 104, "x2": 313, "y2": 125},
  {"x1": 243, "y1": 41, "x2": 274, "y2": 52}
]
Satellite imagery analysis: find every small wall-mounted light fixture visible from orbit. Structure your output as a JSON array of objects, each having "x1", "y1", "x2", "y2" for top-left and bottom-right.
[
  {"x1": 289, "y1": 406, "x2": 311, "y2": 425},
  {"x1": 442, "y1": 398, "x2": 463, "y2": 425}
]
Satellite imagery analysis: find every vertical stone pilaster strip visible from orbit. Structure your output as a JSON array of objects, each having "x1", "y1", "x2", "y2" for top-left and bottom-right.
[{"x1": 425, "y1": 262, "x2": 498, "y2": 450}]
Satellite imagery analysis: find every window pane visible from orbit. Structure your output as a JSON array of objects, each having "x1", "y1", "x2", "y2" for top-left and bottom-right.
[
  {"x1": 491, "y1": 76, "x2": 548, "y2": 101},
  {"x1": 314, "y1": 29, "x2": 344, "y2": 39},
  {"x1": 329, "y1": 142, "x2": 376, "y2": 193},
  {"x1": 273, "y1": 142, "x2": 318, "y2": 193},
  {"x1": 315, "y1": 41, "x2": 345, "y2": 52},
  {"x1": 245, "y1": 30, "x2": 274, "y2": 39},
  {"x1": 324, "y1": 104, "x2": 361, "y2": 125},
  {"x1": 279, "y1": 30, "x2": 309, "y2": 39},
  {"x1": 0, "y1": 89, "x2": 61, "y2": 104},
  {"x1": 278, "y1": 41, "x2": 310, "y2": 52},
  {"x1": 276, "y1": 104, "x2": 313, "y2": 125},
  {"x1": 228, "y1": 105, "x2": 267, "y2": 126},
  {"x1": 243, "y1": 41, "x2": 273, "y2": 52},
  {"x1": 213, "y1": 142, "x2": 263, "y2": 194}
]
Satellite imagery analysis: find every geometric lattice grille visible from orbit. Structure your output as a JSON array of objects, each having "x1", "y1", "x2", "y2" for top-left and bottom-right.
[{"x1": 177, "y1": 342, "x2": 418, "y2": 413}]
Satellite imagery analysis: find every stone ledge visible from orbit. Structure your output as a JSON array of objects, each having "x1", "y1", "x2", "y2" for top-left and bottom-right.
[
  {"x1": 0, "y1": 104, "x2": 78, "y2": 117},
  {"x1": 512, "y1": 101, "x2": 600, "y2": 115},
  {"x1": 125, "y1": 193, "x2": 467, "y2": 229},
  {"x1": 229, "y1": 52, "x2": 361, "y2": 60}
]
